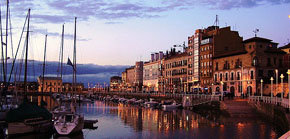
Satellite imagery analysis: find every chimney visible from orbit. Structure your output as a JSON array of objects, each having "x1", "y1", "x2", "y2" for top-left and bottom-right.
[
  {"x1": 159, "y1": 51, "x2": 164, "y2": 59},
  {"x1": 155, "y1": 53, "x2": 159, "y2": 61},
  {"x1": 151, "y1": 53, "x2": 155, "y2": 62}
]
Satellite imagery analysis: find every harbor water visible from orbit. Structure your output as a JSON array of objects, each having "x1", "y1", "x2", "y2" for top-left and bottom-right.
[{"x1": 3, "y1": 96, "x2": 278, "y2": 139}]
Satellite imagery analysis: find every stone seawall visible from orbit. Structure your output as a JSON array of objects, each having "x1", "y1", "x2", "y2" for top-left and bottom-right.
[{"x1": 251, "y1": 101, "x2": 289, "y2": 136}]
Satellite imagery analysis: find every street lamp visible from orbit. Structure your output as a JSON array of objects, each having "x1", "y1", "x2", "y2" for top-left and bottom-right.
[
  {"x1": 260, "y1": 79, "x2": 263, "y2": 98},
  {"x1": 221, "y1": 81, "x2": 224, "y2": 100},
  {"x1": 287, "y1": 69, "x2": 290, "y2": 111},
  {"x1": 211, "y1": 83, "x2": 214, "y2": 95},
  {"x1": 239, "y1": 66, "x2": 243, "y2": 98},
  {"x1": 281, "y1": 74, "x2": 284, "y2": 99},
  {"x1": 275, "y1": 69, "x2": 278, "y2": 96},
  {"x1": 270, "y1": 77, "x2": 274, "y2": 99},
  {"x1": 180, "y1": 77, "x2": 183, "y2": 93}
]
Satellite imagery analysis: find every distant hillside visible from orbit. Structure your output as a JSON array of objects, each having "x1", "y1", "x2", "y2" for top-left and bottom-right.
[{"x1": 1, "y1": 59, "x2": 128, "y2": 87}]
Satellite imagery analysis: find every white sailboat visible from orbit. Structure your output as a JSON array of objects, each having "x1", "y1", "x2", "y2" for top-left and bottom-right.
[{"x1": 54, "y1": 17, "x2": 84, "y2": 135}]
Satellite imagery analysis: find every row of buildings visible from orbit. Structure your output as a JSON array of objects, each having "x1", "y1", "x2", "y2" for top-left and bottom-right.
[{"x1": 110, "y1": 26, "x2": 290, "y2": 97}]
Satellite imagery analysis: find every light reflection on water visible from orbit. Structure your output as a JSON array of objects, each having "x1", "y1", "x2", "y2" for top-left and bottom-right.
[
  {"x1": 5, "y1": 98, "x2": 277, "y2": 139},
  {"x1": 77, "y1": 101, "x2": 277, "y2": 139}
]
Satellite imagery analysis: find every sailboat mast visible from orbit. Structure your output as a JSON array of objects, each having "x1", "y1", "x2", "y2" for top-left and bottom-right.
[
  {"x1": 0, "y1": 3, "x2": 6, "y2": 84},
  {"x1": 60, "y1": 24, "x2": 64, "y2": 80},
  {"x1": 5, "y1": 0, "x2": 9, "y2": 85},
  {"x1": 24, "y1": 9, "x2": 31, "y2": 95},
  {"x1": 73, "y1": 17, "x2": 77, "y2": 94},
  {"x1": 41, "y1": 35, "x2": 47, "y2": 100}
]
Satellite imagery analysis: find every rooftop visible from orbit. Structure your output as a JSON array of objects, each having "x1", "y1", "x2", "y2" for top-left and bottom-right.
[{"x1": 243, "y1": 37, "x2": 273, "y2": 43}]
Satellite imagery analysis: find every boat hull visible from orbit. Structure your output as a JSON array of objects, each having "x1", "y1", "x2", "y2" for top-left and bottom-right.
[
  {"x1": 8, "y1": 120, "x2": 52, "y2": 135},
  {"x1": 54, "y1": 115, "x2": 84, "y2": 135}
]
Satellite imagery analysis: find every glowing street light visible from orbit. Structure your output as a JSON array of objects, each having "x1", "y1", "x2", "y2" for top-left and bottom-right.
[
  {"x1": 275, "y1": 69, "x2": 278, "y2": 96},
  {"x1": 281, "y1": 74, "x2": 284, "y2": 99},
  {"x1": 260, "y1": 79, "x2": 263, "y2": 98},
  {"x1": 287, "y1": 69, "x2": 290, "y2": 110},
  {"x1": 270, "y1": 77, "x2": 274, "y2": 99}
]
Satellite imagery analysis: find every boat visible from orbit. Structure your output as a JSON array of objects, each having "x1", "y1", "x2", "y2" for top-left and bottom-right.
[
  {"x1": 6, "y1": 101, "x2": 53, "y2": 135},
  {"x1": 162, "y1": 102, "x2": 182, "y2": 110},
  {"x1": 54, "y1": 112, "x2": 84, "y2": 135},
  {"x1": 144, "y1": 98, "x2": 159, "y2": 108},
  {"x1": 6, "y1": 9, "x2": 53, "y2": 136},
  {"x1": 54, "y1": 17, "x2": 84, "y2": 136}
]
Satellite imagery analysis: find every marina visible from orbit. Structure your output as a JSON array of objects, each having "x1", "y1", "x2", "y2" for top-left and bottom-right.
[{"x1": 0, "y1": 94, "x2": 281, "y2": 138}]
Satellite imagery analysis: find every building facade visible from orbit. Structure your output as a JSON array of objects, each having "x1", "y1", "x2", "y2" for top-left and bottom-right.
[
  {"x1": 37, "y1": 76, "x2": 62, "y2": 93},
  {"x1": 110, "y1": 76, "x2": 122, "y2": 92},
  {"x1": 163, "y1": 51, "x2": 188, "y2": 93},
  {"x1": 213, "y1": 37, "x2": 286, "y2": 96},
  {"x1": 143, "y1": 52, "x2": 163, "y2": 92}
]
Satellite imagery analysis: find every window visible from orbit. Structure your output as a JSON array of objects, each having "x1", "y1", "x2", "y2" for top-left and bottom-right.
[
  {"x1": 231, "y1": 72, "x2": 234, "y2": 80},
  {"x1": 219, "y1": 73, "x2": 223, "y2": 81},
  {"x1": 251, "y1": 71, "x2": 254, "y2": 79},
  {"x1": 237, "y1": 72, "x2": 240, "y2": 80},
  {"x1": 214, "y1": 74, "x2": 217, "y2": 82},
  {"x1": 249, "y1": 45, "x2": 251, "y2": 49},
  {"x1": 216, "y1": 62, "x2": 219, "y2": 70},
  {"x1": 225, "y1": 73, "x2": 228, "y2": 81},
  {"x1": 279, "y1": 59, "x2": 282, "y2": 67},
  {"x1": 267, "y1": 58, "x2": 271, "y2": 66},
  {"x1": 258, "y1": 70, "x2": 263, "y2": 77},
  {"x1": 252, "y1": 57, "x2": 258, "y2": 66}
]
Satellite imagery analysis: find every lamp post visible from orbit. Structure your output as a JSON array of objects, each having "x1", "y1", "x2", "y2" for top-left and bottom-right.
[
  {"x1": 287, "y1": 69, "x2": 290, "y2": 111},
  {"x1": 281, "y1": 74, "x2": 284, "y2": 99},
  {"x1": 180, "y1": 77, "x2": 183, "y2": 93},
  {"x1": 260, "y1": 79, "x2": 263, "y2": 98},
  {"x1": 211, "y1": 83, "x2": 214, "y2": 95},
  {"x1": 239, "y1": 66, "x2": 243, "y2": 98},
  {"x1": 275, "y1": 69, "x2": 278, "y2": 96},
  {"x1": 221, "y1": 81, "x2": 224, "y2": 100},
  {"x1": 270, "y1": 77, "x2": 274, "y2": 100}
]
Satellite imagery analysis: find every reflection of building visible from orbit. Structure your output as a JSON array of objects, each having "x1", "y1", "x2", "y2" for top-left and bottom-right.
[
  {"x1": 143, "y1": 52, "x2": 163, "y2": 92},
  {"x1": 213, "y1": 37, "x2": 286, "y2": 96},
  {"x1": 110, "y1": 76, "x2": 122, "y2": 92},
  {"x1": 37, "y1": 76, "x2": 62, "y2": 93}
]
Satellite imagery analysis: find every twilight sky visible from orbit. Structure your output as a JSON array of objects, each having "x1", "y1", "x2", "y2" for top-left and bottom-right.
[{"x1": 3, "y1": 0, "x2": 290, "y2": 66}]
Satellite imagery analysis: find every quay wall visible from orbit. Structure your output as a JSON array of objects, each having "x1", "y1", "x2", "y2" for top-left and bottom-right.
[
  {"x1": 95, "y1": 92, "x2": 183, "y2": 103},
  {"x1": 250, "y1": 102, "x2": 290, "y2": 136}
]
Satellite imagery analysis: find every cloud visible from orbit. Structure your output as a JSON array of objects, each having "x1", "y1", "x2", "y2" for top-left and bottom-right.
[
  {"x1": 105, "y1": 21, "x2": 123, "y2": 24},
  {"x1": 199, "y1": 0, "x2": 290, "y2": 10},
  {"x1": 31, "y1": 27, "x2": 90, "y2": 41},
  {"x1": 8, "y1": 0, "x2": 290, "y2": 24}
]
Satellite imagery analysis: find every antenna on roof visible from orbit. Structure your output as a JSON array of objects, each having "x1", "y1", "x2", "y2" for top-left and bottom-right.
[
  {"x1": 253, "y1": 29, "x2": 259, "y2": 37},
  {"x1": 213, "y1": 15, "x2": 219, "y2": 28}
]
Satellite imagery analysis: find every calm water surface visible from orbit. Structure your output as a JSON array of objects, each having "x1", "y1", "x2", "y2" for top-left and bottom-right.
[
  {"x1": 77, "y1": 101, "x2": 277, "y2": 139},
  {"x1": 5, "y1": 98, "x2": 278, "y2": 139}
]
